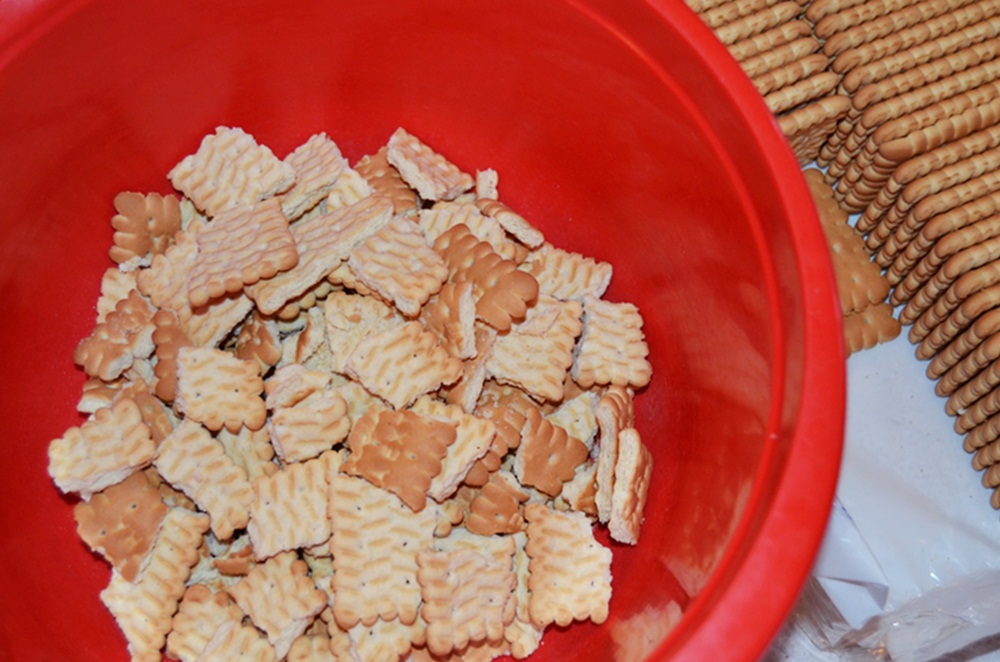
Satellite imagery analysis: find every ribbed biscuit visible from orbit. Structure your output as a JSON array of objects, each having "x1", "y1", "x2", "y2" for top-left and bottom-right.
[
  {"x1": 522, "y1": 243, "x2": 613, "y2": 302},
  {"x1": 841, "y1": 20, "x2": 1000, "y2": 95},
  {"x1": 248, "y1": 196, "x2": 394, "y2": 315},
  {"x1": 419, "y1": 201, "x2": 518, "y2": 261},
  {"x1": 267, "y1": 389, "x2": 350, "y2": 463},
  {"x1": 73, "y1": 470, "x2": 168, "y2": 583},
  {"x1": 355, "y1": 145, "x2": 420, "y2": 217},
  {"x1": 465, "y1": 386, "x2": 531, "y2": 486},
  {"x1": 814, "y1": 0, "x2": 930, "y2": 39},
  {"x1": 326, "y1": 165, "x2": 375, "y2": 209},
  {"x1": 935, "y1": 331, "x2": 1000, "y2": 397},
  {"x1": 234, "y1": 312, "x2": 282, "y2": 376},
  {"x1": 420, "y1": 281, "x2": 478, "y2": 360},
  {"x1": 684, "y1": 0, "x2": 732, "y2": 15},
  {"x1": 328, "y1": 616, "x2": 426, "y2": 662},
  {"x1": 475, "y1": 198, "x2": 545, "y2": 250},
  {"x1": 464, "y1": 470, "x2": 530, "y2": 536},
  {"x1": 753, "y1": 53, "x2": 831, "y2": 97},
  {"x1": 595, "y1": 385, "x2": 635, "y2": 523},
  {"x1": 930, "y1": 308, "x2": 1000, "y2": 380},
  {"x1": 560, "y1": 459, "x2": 600, "y2": 517},
  {"x1": 228, "y1": 550, "x2": 328, "y2": 660},
  {"x1": 728, "y1": 19, "x2": 813, "y2": 62},
  {"x1": 48, "y1": 397, "x2": 155, "y2": 499},
  {"x1": 265, "y1": 367, "x2": 342, "y2": 440},
  {"x1": 837, "y1": 13, "x2": 1000, "y2": 96},
  {"x1": 911, "y1": 281, "x2": 1000, "y2": 359},
  {"x1": 216, "y1": 425, "x2": 277, "y2": 482},
  {"x1": 851, "y1": 96, "x2": 1000, "y2": 220},
  {"x1": 779, "y1": 95, "x2": 854, "y2": 165},
  {"x1": 136, "y1": 229, "x2": 254, "y2": 348},
  {"x1": 713, "y1": 2, "x2": 803, "y2": 46},
  {"x1": 323, "y1": 290, "x2": 404, "y2": 374},
  {"x1": 885, "y1": 191, "x2": 1000, "y2": 286},
  {"x1": 901, "y1": 234, "x2": 1000, "y2": 324},
  {"x1": 168, "y1": 126, "x2": 295, "y2": 217},
  {"x1": 945, "y1": 347, "x2": 1000, "y2": 415},
  {"x1": 345, "y1": 320, "x2": 463, "y2": 409},
  {"x1": 342, "y1": 408, "x2": 456, "y2": 512},
  {"x1": 411, "y1": 396, "x2": 496, "y2": 502},
  {"x1": 329, "y1": 473, "x2": 437, "y2": 629},
  {"x1": 609, "y1": 428, "x2": 654, "y2": 545},
  {"x1": 174, "y1": 346, "x2": 267, "y2": 433},
  {"x1": 348, "y1": 216, "x2": 449, "y2": 316},
  {"x1": 957, "y1": 372, "x2": 1000, "y2": 434},
  {"x1": 95, "y1": 266, "x2": 137, "y2": 323},
  {"x1": 434, "y1": 223, "x2": 540, "y2": 332},
  {"x1": 287, "y1": 631, "x2": 338, "y2": 662},
  {"x1": 100, "y1": 508, "x2": 210, "y2": 662},
  {"x1": 109, "y1": 190, "x2": 182, "y2": 266},
  {"x1": 441, "y1": 324, "x2": 497, "y2": 415},
  {"x1": 74, "y1": 289, "x2": 157, "y2": 382},
  {"x1": 476, "y1": 168, "x2": 499, "y2": 200},
  {"x1": 416, "y1": 547, "x2": 516, "y2": 656},
  {"x1": 822, "y1": 0, "x2": 982, "y2": 58},
  {"x1": 198, "y1": 621, "x2": 276, "y2": 662},
  {"x1": 740, "y1": 36, "x2": 821, "y2": 80},
  {"x1": 697, "y1": 0, "x2": 782, "y2": 29},
  {"x1": 386, "y1": 127, "x2": 474, "y2": 201},
  {"x1": 154, "y1": 418, "x2": 253, "y2": 540},
  {"x1": 805, "y1": 0, "x2": 865, "y2": 23},
  {"x1": 523, "y1": 503, "x2": 612, "y2": 628},
  {"x1": 166, "y1": 584, "x2": 244, "y2": 662},
  {"x1": 871, "y1": 154, "x2": 1000, "y2": 259},
  {"x1": 547, "y1": 390, "x2": 600, "y2": 451},
  {"x1": 500, "y1": 531, "x2": 542, "y2": 659},
  {"x1": 844, "y1": 303, "x2": 903, "y2": 355},
  {"x1": 573, "y1": 294, "x2": 653, "y2": 390},
  {"x1": 967, "y1": 411, "x2": 1000, "y2": 453},
  {"x1": 514, "y1": 406, "x2": 589, "y2": 498},
  {"x1": 280, "y1": 132, "x2": 348, "y2": 221},
  {"x1": 764, "y1": 72, "x2": 841, "y2": 115},
  {"x1": 978, "y1": 435, "x2": 1000, "y2": 474},
  {"x1": 150, "y1": 308, "x2": 192, "y2": 403},
  {"x1": 831, "y1": 59, "x2": 1000, "y2": 199},
  {"x1": 486, "y1": 295, "x2": 583, "y2": 403},
  {"x1": 863, "y1": 124, "x2": 1000, "y2": 256},
  {"x1": 247, "y1": 450, "x2": 341, "y2": 560}
]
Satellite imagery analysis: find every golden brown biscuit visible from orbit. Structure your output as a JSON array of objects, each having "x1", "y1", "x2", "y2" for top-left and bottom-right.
[{"x1": 168, "y1": 126, "x2": 295, "y2": 217}]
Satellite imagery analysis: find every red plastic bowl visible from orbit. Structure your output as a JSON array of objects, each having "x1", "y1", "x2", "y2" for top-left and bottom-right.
[{"x1": 0, "y1": 0, "x2": 844, "y2": 660}]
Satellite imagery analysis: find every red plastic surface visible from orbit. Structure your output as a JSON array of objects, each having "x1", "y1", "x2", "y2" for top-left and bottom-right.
[{"x1": 0, "y1": 1, "x2": 845, "y2": 660}]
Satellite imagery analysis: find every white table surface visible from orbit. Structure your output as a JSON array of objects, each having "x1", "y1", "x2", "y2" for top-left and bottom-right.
[{"x1": 764, "y1": 333, "x2": 1000, "y2": 662}]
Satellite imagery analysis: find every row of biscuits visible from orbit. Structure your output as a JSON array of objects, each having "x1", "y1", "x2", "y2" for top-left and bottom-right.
[{"x1": 689, "y1": 0, "x2": 1000, "y2": 510}]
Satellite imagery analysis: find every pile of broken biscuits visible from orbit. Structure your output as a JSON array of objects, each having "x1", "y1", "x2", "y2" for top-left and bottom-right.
[
  {"x1": 689, "y1": 0, "x2": 1000, "y2": 510},
  {"x1": 47, "y1": 126, "x2": 656, "y2": 661}
]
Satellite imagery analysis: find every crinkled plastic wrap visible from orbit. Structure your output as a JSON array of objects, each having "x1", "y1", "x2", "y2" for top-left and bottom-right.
[{"x1": 766, "y1": 337, "x2": 1000, "y2": 662}]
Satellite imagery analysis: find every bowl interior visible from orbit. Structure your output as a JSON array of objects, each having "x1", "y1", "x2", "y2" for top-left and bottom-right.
[{"x1": 0, "y1": 0, "x2": 844, "y2": 660}]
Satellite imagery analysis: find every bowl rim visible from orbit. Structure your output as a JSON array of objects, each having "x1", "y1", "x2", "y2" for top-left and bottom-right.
[
  {"x1": 0, "y1": 1, "x2": 846, "y2": 660},
  {"x1": 641, "y1": 2, "x2": 845, "y2": 659}
]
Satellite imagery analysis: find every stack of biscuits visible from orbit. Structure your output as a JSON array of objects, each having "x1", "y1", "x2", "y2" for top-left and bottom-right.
[
  {"x1": 684, "y1": 0, "x2": 853, "y2": 165},
  {"x1": 691, "y1": 0, "x2": 1000, "y2": 510}
]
